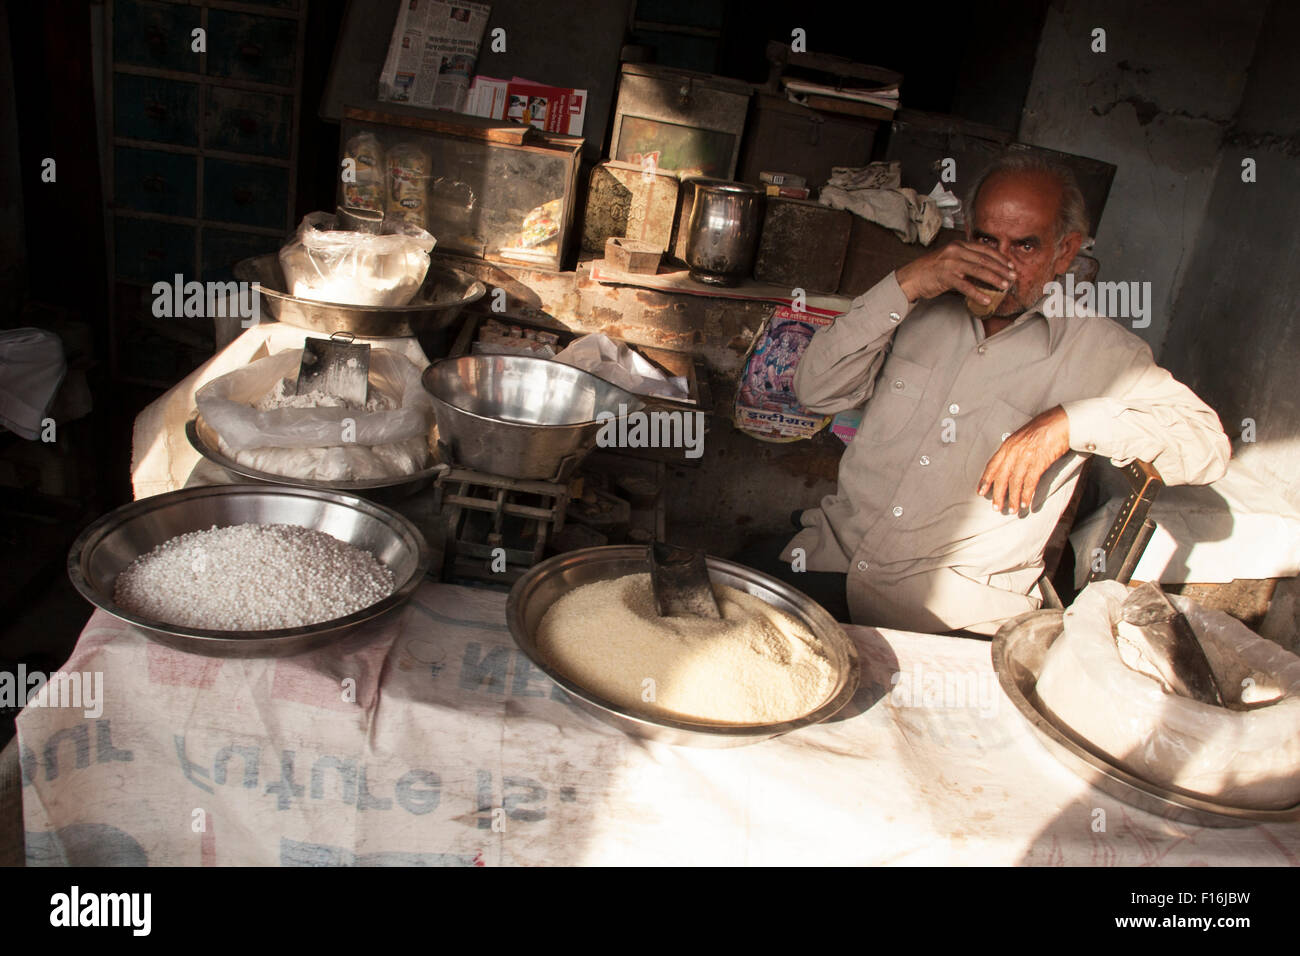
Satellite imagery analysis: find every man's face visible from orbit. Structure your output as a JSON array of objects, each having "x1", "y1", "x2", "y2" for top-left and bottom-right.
[{"x1": 967, "y1": 170, "x2": 1082, "y2": 316}]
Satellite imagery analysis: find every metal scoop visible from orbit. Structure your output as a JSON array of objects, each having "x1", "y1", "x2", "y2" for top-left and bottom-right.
[
  {"x1": 296, "y1": 332, "x2": 371, "y2": 406},
  {"x1": 649, "y1": 543, "x2": 721, "y2": 619},
  {"x1": 1119, "y1": 582, "x2": 1224, "y2": 706}
]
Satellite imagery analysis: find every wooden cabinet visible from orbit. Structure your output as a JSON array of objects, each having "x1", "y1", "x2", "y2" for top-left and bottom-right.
[{"x1": 106, "y1": 0, "x2": 307, "y2": 386}]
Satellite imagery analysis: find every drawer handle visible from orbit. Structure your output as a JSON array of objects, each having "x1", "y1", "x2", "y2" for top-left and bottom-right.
[
  {"x1": 239, "y1": 43, "x2": 263, "y2": 65},
  {"x1": 143, "y1": 173, "x2": 168, "y2": 193},
  {"x1": 145, "y1": 101, "x2": 169, "y2": 123}
]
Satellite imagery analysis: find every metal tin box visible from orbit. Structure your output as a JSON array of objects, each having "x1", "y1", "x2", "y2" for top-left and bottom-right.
[{"x1": 610, "y1": 64, "x2": 751, "y2": 181}]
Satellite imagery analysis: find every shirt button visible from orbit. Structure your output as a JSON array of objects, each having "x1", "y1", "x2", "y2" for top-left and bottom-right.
[
  {"x1": 978, "y1": 345, "x2": 987, "y2": 354},
  {"x1": 919, "y1": 455, "x2": 930, "y2": 466},
  {"x1": 948, "y1": 403, "x2": 960, "y2": 415},
  {"x1": 1001, "y1": 432, "x2": 1011, "y2": 442},
  {"x1": 893, "y1": 379, "x2": 905, "y2": 390},
  {"x1": 856, "y1": 560, "x2": 869, "y2": 572},
  {"x1": 1086, "y1": 442, "x2": 1097, "y2": 452},
  {"x1": 892, "y1": 506, "x2": 903, "y2": 517},
  {"x1": 888, "y1": 312, "x2": 901, "y2": 323}
]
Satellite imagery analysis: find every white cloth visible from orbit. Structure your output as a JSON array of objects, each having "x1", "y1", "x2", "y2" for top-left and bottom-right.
[
  {"x1": 1071, "y1": 457, "x2": 1300, "y2": 586},
  {"x1": 0, "y1": 328, "x2": 66, "y2": 440},
  {"x1": 16, "y1": 582, "x2": 1300, "y2": 865},
  {"x1": 131, "y1": 323, "x2": 428, "y2": 499},
  {"x1": 819, "y1": 184, "x2": 943, "y2": 246}
]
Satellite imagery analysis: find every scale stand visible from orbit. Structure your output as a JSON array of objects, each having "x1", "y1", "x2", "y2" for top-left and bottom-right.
[{"x1": 434, "y1": 466, "x2": 572, "y2": 585}]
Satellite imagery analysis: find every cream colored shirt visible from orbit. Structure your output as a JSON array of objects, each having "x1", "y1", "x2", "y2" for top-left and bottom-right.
[{"x1": 783, "y1": 272, "x2": 1230, "y2": 635}]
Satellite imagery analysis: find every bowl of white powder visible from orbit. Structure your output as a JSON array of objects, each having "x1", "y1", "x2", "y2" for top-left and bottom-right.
[
  {"x1": 506, "y1": 545, "x2": 860, "y2": 746},
  {"x1": 68, "y1": 485, "x2": 430, "y2": 657}
]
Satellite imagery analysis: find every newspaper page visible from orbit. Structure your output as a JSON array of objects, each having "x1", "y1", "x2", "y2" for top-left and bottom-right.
[
  {"x1": 378, "y1": 1, "x2": 492, "y2": 112},
  {"x1": 733, "y1": 305, "x2": 836, "y2": 442}
]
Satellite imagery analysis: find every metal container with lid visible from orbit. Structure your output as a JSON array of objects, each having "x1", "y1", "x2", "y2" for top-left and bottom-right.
[{"x1": 682, "y1": 179, "x2": 765, "y2": 285}]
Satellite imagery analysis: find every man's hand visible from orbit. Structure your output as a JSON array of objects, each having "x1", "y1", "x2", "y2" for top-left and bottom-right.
[
  {"x1": 978, "y1": 405, "x2": 1071, "y2": 513},
  {"x1": 896, "y1": 240, "x2": 1016, "y2": 304}
]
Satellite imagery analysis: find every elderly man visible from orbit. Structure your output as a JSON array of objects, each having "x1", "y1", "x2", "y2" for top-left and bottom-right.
[{"x1": 780, "y1": 152, "x2": 1230, "y2": 635}]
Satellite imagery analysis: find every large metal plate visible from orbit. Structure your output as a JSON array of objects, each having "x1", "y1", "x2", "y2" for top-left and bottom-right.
[
  {"x1": 186, "y1": 414, "x2": 444, "y2": 497},
  {"x1": 68, "y1": 485, "x2": 431, "y2": 657},
  {"x1": 234, "y1": 254, "x2": 485, "y2": 338},
  {"x1": 506, "y1": 545, "x2": 860, "y2": 747},
  {"x1": 992, "y1": 610, "x2": 1300, "y2": 827}
]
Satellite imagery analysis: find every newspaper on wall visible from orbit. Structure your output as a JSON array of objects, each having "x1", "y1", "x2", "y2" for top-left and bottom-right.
[
  {"x1": 733, "y1": 305, "x2": 837, "y2": 442},
  {"x1": 465, "y1": 75, "x2": 587, "y2": 136},
  {"x1": 378, "y1": 1, "x2": 492, "y2": 112}
]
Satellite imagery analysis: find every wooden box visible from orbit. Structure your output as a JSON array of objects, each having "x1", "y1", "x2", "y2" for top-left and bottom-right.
[
  {"x1": 754, "y1": 198, "x2": 852, "y2": 293},
  {"x1": 737, "y1": 93, "x2": 881, "y2": 191}
]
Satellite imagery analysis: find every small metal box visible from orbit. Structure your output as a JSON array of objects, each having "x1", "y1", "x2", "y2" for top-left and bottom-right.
[
  {"x1": 754, "y1": 198, "x2": 852, "y2": 294},
  {"x1": 582, "y1": 160, "x2": 679, "y2": 254},
  {"x1": 610, "y1": 64, "x2": 751, "y2": 181}
]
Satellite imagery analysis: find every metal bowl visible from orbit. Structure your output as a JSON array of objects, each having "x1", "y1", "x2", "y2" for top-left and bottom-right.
[
  {"x1": 234, "y1": 254, "x2": 486, "y2": 338},
  {"x1": 67, "y1": 485, "x2": 431, "y2": 657},
  {"x1": 422, "y1": 354, "x2": 645, "y2": 481},
  {"x1": 185, "y1": 414, "x2": 445, "y2": 501},
  {"x1": 993, "y1": 610, "x2": 1300, "y2": 827},
  {"x1": 506, "y1": 545, "x2": 860, "y2": 747}
]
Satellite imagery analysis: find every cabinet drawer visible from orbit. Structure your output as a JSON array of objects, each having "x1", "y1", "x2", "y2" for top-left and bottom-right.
[
  {"x1": 204, "y1": 86, "x2": 292, "y2": 158},
  {"x1": 115, "y1": 217, "x2": 196, "y2": 283},
  {"x1": 206, "y1": 10, "x2": 298, "y2": 88},
  {"x1": 114, "y1": 146, "x2": 198, "y2": 217},
  {"x1": 202, "y1": 158, "x2": 289, "y2": 229},
  {"x1": 114, "y1": 74, "x2": 199, "y2": 147},
  {"x1": 202, "y1": 228, "x2": 275, "y2": 281},
  {"x1": 113, "y1": 0, "x2": 202, "y2": 74}
]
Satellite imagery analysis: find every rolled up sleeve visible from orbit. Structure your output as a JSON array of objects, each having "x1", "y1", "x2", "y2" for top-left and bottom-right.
[
  {"x1": 1061, "y1": 342, "x2": 1230, "y2": 486},
  {"x1": 793, "y1": 272, "x2": 914, "y2": 414}
]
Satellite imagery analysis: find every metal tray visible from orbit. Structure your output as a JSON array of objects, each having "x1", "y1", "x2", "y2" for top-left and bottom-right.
[
  {"x1": 506, "y1": 545, "x2": 860, "y2": 747},
  {"x1": 234, "y1": 253, "x2": 486, "y2": 338},
  {"x1": 186, "y1": 414, "x2": 445, "y2": 499},
  {"x1": 68, "y1": 484, "x2": 431, "y2": 658},
  {"x1": 992, "y1": 610, "x2": 1300, "y2": 827}
]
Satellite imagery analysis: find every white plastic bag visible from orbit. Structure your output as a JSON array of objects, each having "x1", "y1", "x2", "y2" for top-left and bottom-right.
[
  {"x1": 554, "y1": 333, "x2": 688, "y2": 400},
  {"x1": 195, "y1": 348, "x2": 433, "y2": 481},
  {"x1": 1035, "y1": 581, "x2": 1300, "y2": 810},
  {"x1": 279, "y1": 212, "x2": 436, "y2": 307}
]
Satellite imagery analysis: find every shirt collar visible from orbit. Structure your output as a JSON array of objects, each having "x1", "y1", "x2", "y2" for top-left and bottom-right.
[{"x1": 966, "y1": 290, "x2": 1069, "y2": 352}]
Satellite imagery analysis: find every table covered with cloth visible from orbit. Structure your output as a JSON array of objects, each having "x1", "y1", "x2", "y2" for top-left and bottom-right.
[{"x1": 15, "y1": 582, "x2": 1300, "y2": 866}]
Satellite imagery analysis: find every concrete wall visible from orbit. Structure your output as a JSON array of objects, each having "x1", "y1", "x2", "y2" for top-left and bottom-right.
[
  {"x1": 1161, "y1": 0, "x2": 1300, "y2": 509},
  {"x1": 1018, "y1": 0, "x2": 1267, "y2": 353}
]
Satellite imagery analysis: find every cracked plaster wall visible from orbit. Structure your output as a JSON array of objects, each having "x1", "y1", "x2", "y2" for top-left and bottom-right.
[{"x1": 1018, "y1": 0, "x2": 1268, "y2": 355}]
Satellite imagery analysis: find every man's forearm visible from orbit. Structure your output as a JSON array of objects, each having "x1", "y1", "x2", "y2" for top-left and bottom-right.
[
  {"x1": 1061, "y1": 358, "x2": 1231, "y2": 486},
  {"x1": 793, "y1": 272, "x2": 914, "y2": 414}
]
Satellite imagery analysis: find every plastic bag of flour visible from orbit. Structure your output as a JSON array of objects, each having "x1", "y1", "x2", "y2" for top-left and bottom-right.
[
  {"x1": 279, "y1": 212, "x2": 435, "y2": 307},
  {"x1": 1035, "y1": 581, "x2": 1300, "y2": 810},
  {"x1": 195, "y1": 348, "x2": 433, "y2": 481}
]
